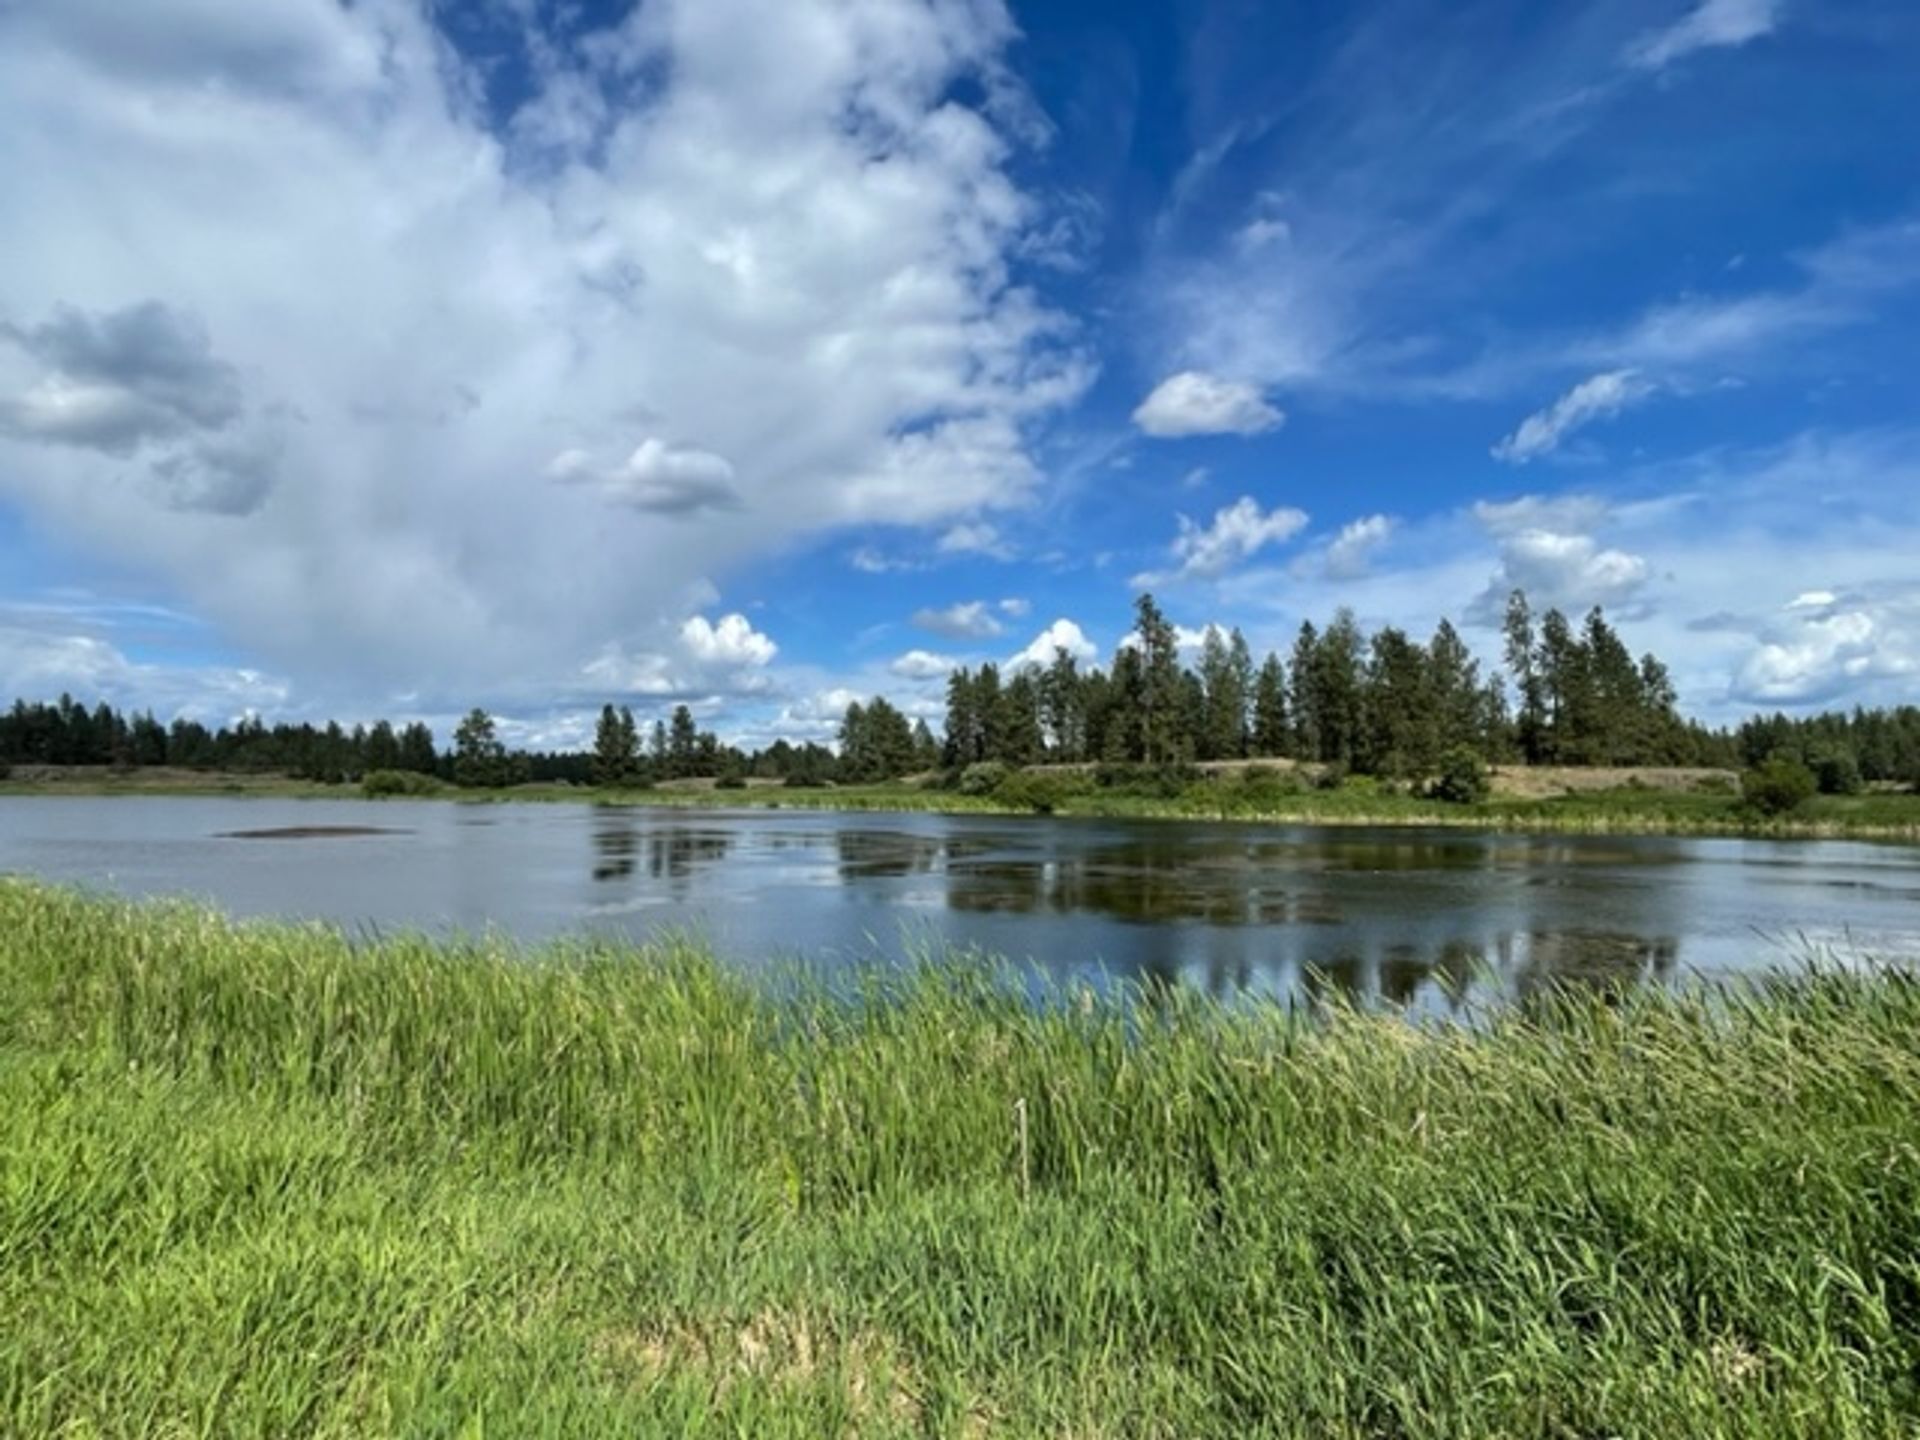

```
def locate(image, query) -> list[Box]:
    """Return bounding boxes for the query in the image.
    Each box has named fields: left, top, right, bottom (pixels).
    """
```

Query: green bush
left=714, top=773, right=748, bottom=790
left=1234, top=764, right=1303, bottom=800
left=1812, top=749, right=1864, bottom=796
left=957, top=760, right=1012, bottom=796
left=1427, top=746, right=1491, bottom=805
left=992, top=770, right=1075, bottom=814
left=1741, top=756, right=1818, bottom=816
left=360, top=769, right=442, bottom=798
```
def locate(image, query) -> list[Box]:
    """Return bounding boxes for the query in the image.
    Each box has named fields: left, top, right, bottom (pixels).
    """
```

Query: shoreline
left=6, top=771, right=1920, bottom=841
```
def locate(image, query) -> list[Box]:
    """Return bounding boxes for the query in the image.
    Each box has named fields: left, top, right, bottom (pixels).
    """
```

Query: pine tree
left=1289, top=621, right=1320, bottom=761
left=1427, top=619, right=1484, bottom=757
left=453, top=708, right=507, bottom=788
left=667, top=705, right=699, bottom=778
left=1197, top=626, right=1247, bottom=761
left=1503, top=590, right=1546, bottom=764
left=1041, top=647, right=1085, bottom=760
left=1252, top=653, right=1289, bottom=757
left=1362, top=626, right=1435, bottom=779
left=994, top=673, right=1044, bottom=766
left=592, top=703, right=639, bottom=786
left=1313, top=610, right=1366, bottom=767
left=1133, top=593, right=1183, bottom=765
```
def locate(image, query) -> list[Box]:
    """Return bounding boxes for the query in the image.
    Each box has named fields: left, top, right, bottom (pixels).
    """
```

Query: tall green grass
left=3, top=878, right=1918, bottom=1436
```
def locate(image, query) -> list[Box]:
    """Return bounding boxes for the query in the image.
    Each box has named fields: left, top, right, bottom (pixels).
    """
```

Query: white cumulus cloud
left=1132, top=371, right=1284, bottom=438
left=0, top=0, right=1081, bottom=712
left=1008, top=618, right=1097, bottom=669
left=1730, top=587, right=1920, bottom=705
left=1135, top=496, right=1310, bottom=585
left=679, top=613, right=777, bottom=669
left=889, top=649, right=957, bottom=680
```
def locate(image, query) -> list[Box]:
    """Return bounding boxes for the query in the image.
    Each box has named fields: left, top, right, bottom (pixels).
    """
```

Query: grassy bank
left=8, top=763, right=1920, bottom=838
left=3, top=882, right=1919, bottom=1436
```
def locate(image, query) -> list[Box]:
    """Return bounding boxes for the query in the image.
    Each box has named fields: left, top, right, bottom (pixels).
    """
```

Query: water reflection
left=591, top=809, right=733, bottom=897
left=816, top=824, right=1694, bottom=1010
left=6, top=796, right=1913, bottom=1018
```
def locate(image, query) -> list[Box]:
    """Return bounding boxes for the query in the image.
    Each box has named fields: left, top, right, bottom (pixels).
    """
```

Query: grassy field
left=3, top=881, right=1919, bottom=1436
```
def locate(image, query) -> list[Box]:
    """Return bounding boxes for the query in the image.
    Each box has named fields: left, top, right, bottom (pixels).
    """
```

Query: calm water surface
left=5, top=795, right=1918, bottom=1012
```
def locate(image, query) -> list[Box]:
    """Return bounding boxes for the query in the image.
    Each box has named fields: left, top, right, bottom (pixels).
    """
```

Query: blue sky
left=1, top=0, right=1917, bottom=749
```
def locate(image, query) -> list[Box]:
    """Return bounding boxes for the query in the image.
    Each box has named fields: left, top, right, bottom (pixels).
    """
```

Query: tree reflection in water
left=591, top=809, right=733, bottom=897
left=583, top=811, right=1696, bottom=1012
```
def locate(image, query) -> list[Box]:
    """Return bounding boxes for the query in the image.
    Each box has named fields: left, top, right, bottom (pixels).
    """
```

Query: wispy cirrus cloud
left=1626, top=0, right=1784, bottom=72
left=911, top=601, right=1006, bottom=640
left=1493, top=370, right=1657, bottom=463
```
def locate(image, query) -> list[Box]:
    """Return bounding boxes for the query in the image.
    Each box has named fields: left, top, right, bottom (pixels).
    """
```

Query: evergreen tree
left=994, top=673, right=1044, bottom=766
left=1289, top=621, right=1321, bottom=760
left=667, top=705, right=699, bottom=778
left=1427, top=619, right=1485, bottom=757
left=1503, top=590, right=1547, bottom=764
left=453, top=708, right=508, bottom=788
left=1228, top=629, right=1256, bottom=756
left=944, top=668, right=983, bottom=767
left=1040, top=647, right=1085, bottom=760
left=398, top=722, right=437, bottom=774
left=1133, top=593, right=1183, bottom=765
left=1311, top=610, right=1366, bottom=766
left=1251, top=653, right=1289, bottom=757
left=1197, top=626, right=1248, bottom=761
left=365, top=719, right=400, bottom=773
left=910, top=719, right=941, bottom=773
left=1362, top=626, right=1435, bottom=778
left=592, top=703, right=640, bottom=786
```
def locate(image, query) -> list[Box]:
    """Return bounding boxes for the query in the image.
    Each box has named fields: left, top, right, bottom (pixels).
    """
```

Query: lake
left=4, top=795, right=1918, bottom=1012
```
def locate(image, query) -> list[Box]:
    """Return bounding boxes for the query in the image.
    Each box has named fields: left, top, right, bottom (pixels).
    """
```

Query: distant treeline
left=4, top=590, right=1918, bottom=792
left=932, top=593, right=1920, bottom=791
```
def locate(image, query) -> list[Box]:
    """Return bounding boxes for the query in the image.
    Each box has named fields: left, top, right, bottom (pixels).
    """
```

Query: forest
left=4, top=590, right=1918, bottom=794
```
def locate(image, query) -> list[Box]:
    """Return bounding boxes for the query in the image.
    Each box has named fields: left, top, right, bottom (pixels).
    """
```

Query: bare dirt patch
left=1489, top=765, right=1737, bottom=799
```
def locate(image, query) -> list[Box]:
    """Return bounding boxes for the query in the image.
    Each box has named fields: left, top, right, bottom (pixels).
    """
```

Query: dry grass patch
left=593, top=1308, right=923, bottom=1427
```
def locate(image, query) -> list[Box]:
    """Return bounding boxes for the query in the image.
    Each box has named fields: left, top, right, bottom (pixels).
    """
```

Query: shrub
left=998, top=771, right=1075, bottom=817
left=1427, top=747, right=1491, bottom=805
left=361, top=769, right=442, bottom=798
left=957, top=761, right=1011, bottom=796
left=1235, top=765, right=1302, bottom=798
left=1741, top=756, right=1817, bottom=817
left=1811, top=749, right=1864, bottom=797
left=1311, top=760, right=1349, bottom=792
left=714, top=773, right=748, bottom=790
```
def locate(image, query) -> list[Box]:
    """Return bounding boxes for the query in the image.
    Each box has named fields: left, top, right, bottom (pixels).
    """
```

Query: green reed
left=2, top=878, right=1918, bottom=1436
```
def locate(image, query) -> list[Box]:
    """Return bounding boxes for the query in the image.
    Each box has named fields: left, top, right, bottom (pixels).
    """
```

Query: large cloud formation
left=0, top=0, right=1083, bottom=711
